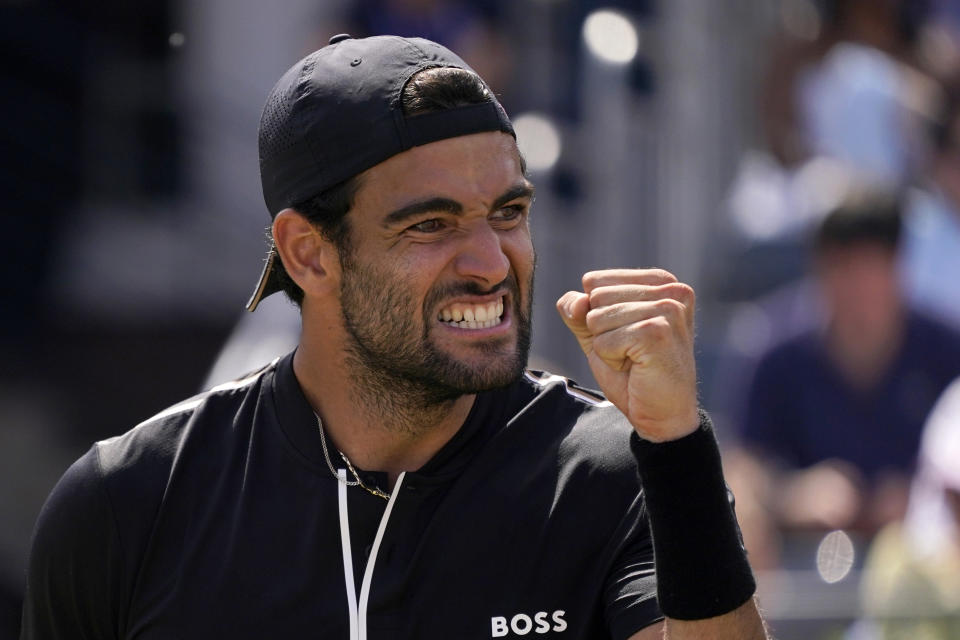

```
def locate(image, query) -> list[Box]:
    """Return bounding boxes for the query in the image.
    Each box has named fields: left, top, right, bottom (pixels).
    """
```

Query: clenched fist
left=557, top=268, right=699, bottom=443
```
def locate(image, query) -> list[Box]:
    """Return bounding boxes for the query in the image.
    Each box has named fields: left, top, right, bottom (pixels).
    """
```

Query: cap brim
left=246, top=246, right=283, bottom=311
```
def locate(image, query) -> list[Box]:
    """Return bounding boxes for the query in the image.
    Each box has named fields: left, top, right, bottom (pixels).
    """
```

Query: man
left=21, top=35, right=766, bottom=639
left=737, top=187, right=960, bottom=548
left=901, top=87, right=960, bottom=330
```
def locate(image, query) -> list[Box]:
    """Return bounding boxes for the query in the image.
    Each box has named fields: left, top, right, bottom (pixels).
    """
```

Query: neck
left=825, top=314, right=904, bottom=391
left=293, top=345, right=475, bottom=485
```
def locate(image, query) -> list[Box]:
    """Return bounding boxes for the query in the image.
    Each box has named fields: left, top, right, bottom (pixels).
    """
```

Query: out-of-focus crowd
left=204, top=3, right=960, bottom=638
left=3, top=1, right=960, bottom=639
left=710, top=1, right=960, bottom=638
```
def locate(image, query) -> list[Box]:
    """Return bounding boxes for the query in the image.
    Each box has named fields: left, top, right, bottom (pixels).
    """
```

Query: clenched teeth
left=439, top=297, right=505, bottom=329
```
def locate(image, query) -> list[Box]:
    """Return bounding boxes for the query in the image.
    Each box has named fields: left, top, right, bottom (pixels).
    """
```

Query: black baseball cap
left=247, top=34, right=515, bottom=311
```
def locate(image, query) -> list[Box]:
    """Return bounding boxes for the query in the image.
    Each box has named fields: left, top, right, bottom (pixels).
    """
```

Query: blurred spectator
left=914, top=0, right=960, bottom=82
left=724, top=0, right=938, bottom=307
left=758, top=0, right=837, bottom=170
left=730, top=186, right=960, bottom=568
left=796, top=0, right=935, bottom=184
left=858, top=376, right=960, bottom=638
left=900, top=86, right=960, bottom=329
left=759, top=0, right=934, bottom=181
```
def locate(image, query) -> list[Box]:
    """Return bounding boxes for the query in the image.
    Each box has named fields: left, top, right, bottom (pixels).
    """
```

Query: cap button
left=329, top=33, right=352, bottom=45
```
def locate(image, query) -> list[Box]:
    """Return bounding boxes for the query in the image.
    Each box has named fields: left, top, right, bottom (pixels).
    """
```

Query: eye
left=491, top=204, right=527, bottom=224
left=409, top=218, right=445, bottom=233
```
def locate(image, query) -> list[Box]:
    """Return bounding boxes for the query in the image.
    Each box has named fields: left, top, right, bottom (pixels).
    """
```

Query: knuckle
left=649, top=268, right=678, bottom=283
left=654, top=297, right=684, bottom=318
left=587, top=287, right=604, bottom=308
left=639, top=316, right=672, bottom=340
left=584, top=308, right=604, bottom=332
left=671, top=282, right=695, bottom=305
left=582, top=271, right=602, bottom=290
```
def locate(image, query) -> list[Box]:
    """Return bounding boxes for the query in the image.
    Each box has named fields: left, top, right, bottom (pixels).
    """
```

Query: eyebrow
left=383, top=197, right=462, bottom=226
left=491, top=182, right=535, bottom=211
left=382, top=181, right=535, bottom=227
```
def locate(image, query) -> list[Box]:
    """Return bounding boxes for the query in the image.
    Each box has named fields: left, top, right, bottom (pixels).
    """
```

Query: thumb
left=556, top=291, right=593, bottom=353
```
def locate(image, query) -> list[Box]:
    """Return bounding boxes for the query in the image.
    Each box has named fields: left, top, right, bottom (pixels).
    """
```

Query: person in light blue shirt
left=901, top=90, right=960, bottom=329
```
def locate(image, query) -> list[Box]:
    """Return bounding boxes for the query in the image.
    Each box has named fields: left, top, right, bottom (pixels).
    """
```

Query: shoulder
left=33, top=361, right=276, bottom=559
left=519, top=369, right=611, bottom=407
left=508, top=370, right=638, bottom=471
left=52, top=361, right=276, bottom=551
left=761, top=329, right=819, bottom=362
left=95, top=362, right=274, bottom=479
left=512, top=369, right=616, bottom=424
left=903, top=311, right=960, bottom=367
left=750, top=330, right=821, bottom=385
left=22, top=362, right=281, bottom=635
left=906, top=309, right=960, bottom=341
left=22, top=444, right=124, bottom=636
left=30, top=445, right=114, bottom=554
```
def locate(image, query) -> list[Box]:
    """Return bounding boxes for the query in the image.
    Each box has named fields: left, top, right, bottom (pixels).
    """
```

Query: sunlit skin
left=338, top=132, right=535, bottom=391
left=274, top=129, right=767, bottom=640
left=274, top=131, right=534, bottom=480
left=558, top=270, right=699, bottom=442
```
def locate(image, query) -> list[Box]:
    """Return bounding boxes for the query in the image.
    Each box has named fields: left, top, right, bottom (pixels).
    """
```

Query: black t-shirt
left=21, top=352, right=662, bottom=639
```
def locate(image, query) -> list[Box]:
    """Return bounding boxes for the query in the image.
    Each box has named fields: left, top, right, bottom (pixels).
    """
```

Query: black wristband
left=631, top=410, right=756, bottom=620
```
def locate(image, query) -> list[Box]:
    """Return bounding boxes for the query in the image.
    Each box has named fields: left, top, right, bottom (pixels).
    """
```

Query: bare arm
left=627, top=598, right=768, bottom=640
left=558, top=269, right=770, bottom=640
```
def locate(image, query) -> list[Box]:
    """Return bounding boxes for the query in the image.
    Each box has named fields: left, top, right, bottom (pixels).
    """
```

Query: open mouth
left=438, top=295, right=505, bottom=329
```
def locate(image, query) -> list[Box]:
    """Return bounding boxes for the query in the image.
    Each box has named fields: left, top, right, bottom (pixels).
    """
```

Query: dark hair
left=273, top=66, right=495, bottom=306
left=820, top=0, right=929, bottom=45
left=814, top=186, right=903, bottom=252
left=400, top=66, right=494, bottom=115
left=271, top=176, right=362, bottom=307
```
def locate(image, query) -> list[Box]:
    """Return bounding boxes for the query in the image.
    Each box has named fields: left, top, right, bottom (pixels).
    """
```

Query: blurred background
left=3, top=0, right=960, bottom=637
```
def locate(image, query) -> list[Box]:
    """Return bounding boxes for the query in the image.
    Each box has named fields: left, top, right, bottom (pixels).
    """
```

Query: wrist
left=631, top=410, right=757, bottom=620
left=632, top=407, right=700, bottom=443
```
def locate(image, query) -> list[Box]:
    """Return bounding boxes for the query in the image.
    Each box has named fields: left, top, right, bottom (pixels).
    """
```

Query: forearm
left=556, top=271, right=769, bottom=638
left=632, top=411, right=768, bottom=639
left=628, top=598, right=768, bottom=640
left=663, top=597, right=768, bottom=639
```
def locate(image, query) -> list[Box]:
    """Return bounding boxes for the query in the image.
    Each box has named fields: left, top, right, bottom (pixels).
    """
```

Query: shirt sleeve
left=602, top=517, right=663, bottom=640
left=20, top=447, right=125, bottom=640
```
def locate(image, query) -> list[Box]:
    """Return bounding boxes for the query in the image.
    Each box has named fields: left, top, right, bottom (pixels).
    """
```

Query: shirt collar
left=270, top=349, right=512, bottom=478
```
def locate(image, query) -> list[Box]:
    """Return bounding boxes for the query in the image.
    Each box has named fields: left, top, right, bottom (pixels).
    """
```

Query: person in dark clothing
left=21, top=35, right=767, bottom=639
left=737, top=186, right=960, bottom=556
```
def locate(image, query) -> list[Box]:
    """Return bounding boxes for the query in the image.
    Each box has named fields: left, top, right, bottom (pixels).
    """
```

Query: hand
left=864, top=473, right=910, bottom=532
left=557, top=269, right=699, bottom=442
left=779, top=461, right=863, bottom=530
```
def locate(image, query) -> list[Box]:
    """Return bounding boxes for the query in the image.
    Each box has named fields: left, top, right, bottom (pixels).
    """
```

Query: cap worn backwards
left=247, top=34, right=515, bottom=311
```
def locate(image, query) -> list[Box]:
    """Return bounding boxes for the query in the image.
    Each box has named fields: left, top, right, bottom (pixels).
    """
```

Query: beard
left=338, top=253, right=533, bottom=412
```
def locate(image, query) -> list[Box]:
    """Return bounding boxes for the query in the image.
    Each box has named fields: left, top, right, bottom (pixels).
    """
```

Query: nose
left=453, top=223, right=510, bottom=287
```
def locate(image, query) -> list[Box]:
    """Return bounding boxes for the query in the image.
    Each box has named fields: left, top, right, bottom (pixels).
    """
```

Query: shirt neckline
left=270, top=350, right=505, bottom=480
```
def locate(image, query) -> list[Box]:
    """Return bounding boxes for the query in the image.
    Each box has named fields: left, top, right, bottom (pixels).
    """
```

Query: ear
left=272, top=209, right=340, bottom=299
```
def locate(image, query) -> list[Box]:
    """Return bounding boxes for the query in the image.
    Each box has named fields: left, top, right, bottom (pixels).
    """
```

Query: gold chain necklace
left=315, top=414, right=390, bottom=500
